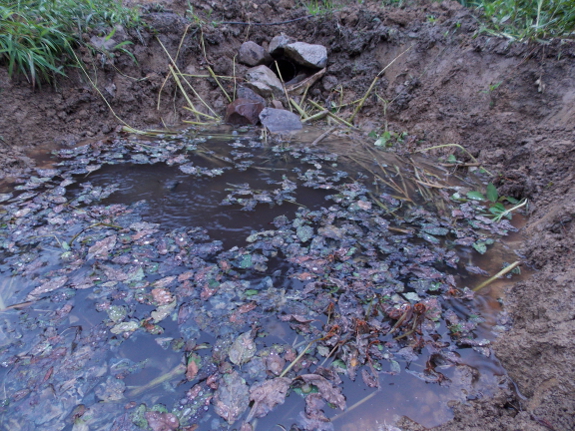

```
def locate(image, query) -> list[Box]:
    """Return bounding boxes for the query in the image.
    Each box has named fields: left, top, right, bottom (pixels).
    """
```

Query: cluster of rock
left=224, top=34, right=328, bottom=133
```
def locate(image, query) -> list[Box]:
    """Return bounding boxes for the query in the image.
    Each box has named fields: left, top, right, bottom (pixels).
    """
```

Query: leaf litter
left=0, top=128, right=522, bottom=430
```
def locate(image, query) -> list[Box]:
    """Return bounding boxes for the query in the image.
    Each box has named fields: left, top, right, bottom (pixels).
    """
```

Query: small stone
left=238, top=41, right=272, bottom=66
left=270, top=100, right=284, bottom=109
left=259, top=108, right=302, bottom=133
left=225, top=99, right=265, bottom=126
left=269, top=33, right=296, bottom=56
left=322, top=75, right=338, bottom=91
left=245, top=65, right=284, bottom=97
left=284, top=42, right=328, bottom=69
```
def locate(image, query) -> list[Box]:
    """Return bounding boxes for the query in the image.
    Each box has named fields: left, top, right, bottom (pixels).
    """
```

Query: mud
left=1, top=0, right=574, bottom=429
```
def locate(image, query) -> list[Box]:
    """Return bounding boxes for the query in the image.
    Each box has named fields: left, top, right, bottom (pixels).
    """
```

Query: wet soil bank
left=1, top=0, right=574, bottom=429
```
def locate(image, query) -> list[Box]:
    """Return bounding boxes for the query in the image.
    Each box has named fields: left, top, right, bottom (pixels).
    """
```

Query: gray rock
left=245, top=65, right=284, bottom=97
left=244, top=81, right=273, bottom=98
left=238, top=41, right=272, bottom=66
left=259, top=108, right=302, bottom=133
left=237, top=86, right=266, bottom=104
left=284, top=42, right=328, bottom=69
left=269, top=33, right=296, bottom=56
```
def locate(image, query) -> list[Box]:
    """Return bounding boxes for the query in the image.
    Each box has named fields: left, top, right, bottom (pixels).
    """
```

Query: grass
left=0, top=0, right=140, bottom=86
left=458, top=0, right=575, bottom=40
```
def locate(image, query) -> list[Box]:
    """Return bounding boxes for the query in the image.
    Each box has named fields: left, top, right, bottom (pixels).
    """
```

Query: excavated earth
left=1, top=0, right=574, bottom=429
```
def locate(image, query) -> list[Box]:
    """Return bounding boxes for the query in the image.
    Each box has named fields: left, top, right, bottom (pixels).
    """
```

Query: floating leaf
left=229, top=331, right=257, bottom=366
left=87, top=235, right=117, bottom=260
left=249, top=377, right=292, bottom=418
left=26, top=276, right=68, bottom=300
left=151, top=300, right=177, bottom=323
left=110, top=321, right=139, bottom=334
left=298, top=374, right=346, bottom=410
left=296, top=225, right=314, bottom=243
left=213, top=371, right=249, bottom=424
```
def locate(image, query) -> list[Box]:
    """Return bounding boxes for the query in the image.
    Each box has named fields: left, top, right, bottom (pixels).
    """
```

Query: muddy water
left=0, top=128, right=527, bottom=431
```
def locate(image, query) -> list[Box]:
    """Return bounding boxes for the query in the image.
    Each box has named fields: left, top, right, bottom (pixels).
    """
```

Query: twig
left=274, top=61, right=293, bottom=112
left=308, top=100, right=355, bottom=128
left=473, top=261, right=521, bottom=292
left=279, top=337, right=322, bottom=378
left=310, top=127, right=336, bottom=146
left=128, top=364, right=186, bottom=397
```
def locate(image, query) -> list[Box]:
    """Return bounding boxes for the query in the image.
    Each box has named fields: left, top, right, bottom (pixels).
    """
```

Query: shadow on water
left=0, top=127, right=530, bottom=431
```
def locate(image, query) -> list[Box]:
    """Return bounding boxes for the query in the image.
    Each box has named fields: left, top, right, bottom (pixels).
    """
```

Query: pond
left=0, top=127, right=526, bottom=431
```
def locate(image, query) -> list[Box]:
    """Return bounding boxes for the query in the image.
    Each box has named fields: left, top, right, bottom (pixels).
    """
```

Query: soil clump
left=1, top=0, right=574, bottom=429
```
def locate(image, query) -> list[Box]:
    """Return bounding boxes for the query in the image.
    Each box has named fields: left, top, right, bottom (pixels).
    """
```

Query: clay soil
left=1, top=0, right=574, bottom=429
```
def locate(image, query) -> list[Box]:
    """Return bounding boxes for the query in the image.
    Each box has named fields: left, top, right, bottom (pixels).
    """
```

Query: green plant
left=303, top=0, right=335, bottom=16
left=458, top=0, right=575, bottom=40
left=0, top=0, right=140, bottom=86
left=467, top=182, right=528, bottom=222
left=369, top=129, right=408, bottom=148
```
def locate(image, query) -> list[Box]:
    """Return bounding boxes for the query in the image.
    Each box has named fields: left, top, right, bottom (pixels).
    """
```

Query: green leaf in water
left=472, top=241, right=487, bottom=254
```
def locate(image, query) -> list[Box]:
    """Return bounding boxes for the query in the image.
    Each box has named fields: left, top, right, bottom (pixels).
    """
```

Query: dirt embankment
left=1, top=0, right=574, bottom=429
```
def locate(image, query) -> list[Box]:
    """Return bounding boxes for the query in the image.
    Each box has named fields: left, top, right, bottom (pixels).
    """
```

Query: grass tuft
left=0, top=0, right=140, bottom=86
left=459, top=0, right=575, bottom=40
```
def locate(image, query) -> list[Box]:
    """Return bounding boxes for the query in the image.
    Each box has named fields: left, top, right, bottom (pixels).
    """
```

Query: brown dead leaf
left=249, top=377, right=292, bottom=419
left=299, top=374, right=346, bottom=410
left=87, top=235, right=117, bottom=260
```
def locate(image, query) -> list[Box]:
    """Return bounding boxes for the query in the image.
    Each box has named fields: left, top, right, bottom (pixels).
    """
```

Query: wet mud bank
left=1, top=0, right=575, bottom=430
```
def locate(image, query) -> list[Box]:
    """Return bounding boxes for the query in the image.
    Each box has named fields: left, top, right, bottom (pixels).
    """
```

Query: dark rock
left=284, top=42, right=327, bottom=69
left=238, top=41, right=272, bottom=67
left=259, top=108, right=302, bottom=133
left=225, top=99, right=265, bottom=126
left=237, top=87, right=266, bottom=105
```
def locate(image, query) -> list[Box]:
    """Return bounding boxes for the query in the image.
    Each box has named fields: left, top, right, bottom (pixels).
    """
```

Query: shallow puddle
left=0, top=127, right=527, bottom=431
